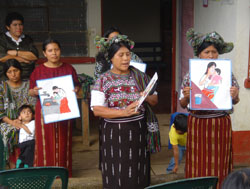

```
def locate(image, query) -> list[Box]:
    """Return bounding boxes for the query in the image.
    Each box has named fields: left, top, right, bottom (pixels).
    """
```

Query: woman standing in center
left=29, top=39, right=80, bottom=177
left=91, top=35, right=158, bottom=188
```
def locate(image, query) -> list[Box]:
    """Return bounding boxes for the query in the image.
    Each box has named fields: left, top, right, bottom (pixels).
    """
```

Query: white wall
left=72, top=0, right=101, bottom=77
left=194, top=0, right=250, bottom=131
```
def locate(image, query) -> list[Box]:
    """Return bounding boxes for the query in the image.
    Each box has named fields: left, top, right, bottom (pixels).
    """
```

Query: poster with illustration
left=189, top=59, right=232, bottom=110
left=36, top=75, right=80, bottom=124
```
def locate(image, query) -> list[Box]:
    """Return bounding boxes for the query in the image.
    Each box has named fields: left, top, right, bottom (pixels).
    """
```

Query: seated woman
left=0, top=59, right=36, bottom=169
left=0, top=12, right=39, bottom=80
left=91, top=34, right=159, bottom=188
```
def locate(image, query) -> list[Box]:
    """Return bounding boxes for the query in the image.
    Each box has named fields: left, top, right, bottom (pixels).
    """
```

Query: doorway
left=102, top=0, right=174, bottom=113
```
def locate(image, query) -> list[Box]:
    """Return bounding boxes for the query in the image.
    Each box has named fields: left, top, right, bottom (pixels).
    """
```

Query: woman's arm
left=199, top=74, right=209, bottom=86
left=179, top=87, right=191, bottom=108
left=93, top=101, right=139, bottom=119
left=29, top=86, right=41, bottom=97
left=0, top=53, right=35, bottom=63
left=231, top=86, right=240, bottom=105
left=7, top=50, right=37, bottom=62
left=144, top=94, right=158, bottom=106
left=2, top=116, right=22, bottom=129
left=74, top=86, right=80, bottom=94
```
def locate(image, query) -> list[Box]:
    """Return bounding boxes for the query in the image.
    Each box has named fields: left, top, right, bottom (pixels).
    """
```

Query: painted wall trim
left=232, top=131, right=250, bottom=166
left=171, top=0, right=177, bottom=113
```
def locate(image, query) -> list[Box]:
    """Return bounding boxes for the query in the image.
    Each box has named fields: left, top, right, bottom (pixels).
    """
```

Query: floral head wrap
left=186, top=28, right=234, bottom=56
left=94, top=34, right=135, bottom=53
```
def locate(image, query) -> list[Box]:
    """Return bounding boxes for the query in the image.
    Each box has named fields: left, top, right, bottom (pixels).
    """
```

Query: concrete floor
left=52, top=114, right=186, bottom=188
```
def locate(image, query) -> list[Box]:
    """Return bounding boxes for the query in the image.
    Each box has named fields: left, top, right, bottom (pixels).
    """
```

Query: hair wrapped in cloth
left=186, top=28, right=234, bottom=56
left=94, top=34, right=135, bottom=53
left=130, top=66, right=161, bottom=153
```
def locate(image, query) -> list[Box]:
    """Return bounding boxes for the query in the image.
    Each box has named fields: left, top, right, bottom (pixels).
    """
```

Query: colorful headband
left=94, top=34, right=135, bottom=52
left=186, top=28, right=234, bottom=56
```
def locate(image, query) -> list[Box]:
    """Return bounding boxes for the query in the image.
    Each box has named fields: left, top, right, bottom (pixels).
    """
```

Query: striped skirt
left=34, top=106, right=72, bottom=177
left=101, top=114, right=150, bottom=189
left=185, top=114, right=232, bottom=188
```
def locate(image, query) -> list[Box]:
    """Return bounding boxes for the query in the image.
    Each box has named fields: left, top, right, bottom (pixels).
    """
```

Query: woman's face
left=111, top=46, right=131, bottom=73
left=207, top=65, right=216, bottom=75
left=43, top=43, right=61, bottom=63
left=108, top=31, right=119, bottom=41
left=53, top=88, right=59, bottom=92
left=199, top=45, right=219, bottom=59
left=6, top=66, right=21, bottom=82
left=6, top=20, right=23, bottom=40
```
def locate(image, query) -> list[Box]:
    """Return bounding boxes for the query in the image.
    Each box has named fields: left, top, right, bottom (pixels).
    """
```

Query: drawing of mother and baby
left=199, top=62, right=222, bottom=102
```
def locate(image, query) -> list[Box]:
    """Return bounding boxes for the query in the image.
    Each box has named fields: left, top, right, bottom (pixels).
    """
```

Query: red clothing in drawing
left=29, top=63, right=80, bottom=177
left=60, top=97, right=71, bottom=113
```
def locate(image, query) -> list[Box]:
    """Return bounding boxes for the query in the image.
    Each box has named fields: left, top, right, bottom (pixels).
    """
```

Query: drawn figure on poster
left=206, top=68, right=222, bottom=102
left=199, top=61, right=220, bottom=101
left=51, top=86, right=71, bottom=113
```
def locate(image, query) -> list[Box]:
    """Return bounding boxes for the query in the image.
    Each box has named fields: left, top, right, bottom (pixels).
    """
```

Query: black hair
left=103, top=26, right=122, bottom=38
left=52, top=86, right=59, bottom=90
left=108, top=41, right=131, bottom=60
left=52, top=86, right=65, bottom=93
left=18, top=104, right=35, bottom=117
left=5, top=12, right=24, bottom=27
left=173, top=114, right=187, bottom=133
left=42, top=38, right=61, bottom=51
left=3, top=59, right=22, bottom=78
left=95, top=51, right=111, bottom=75
left=222, top=168, right=250, bottom=189
left=205, top=62, right=216, bottom=75
left=215, top=68, right=221, bottom=75
left=197, top=41, right=221, bottom=56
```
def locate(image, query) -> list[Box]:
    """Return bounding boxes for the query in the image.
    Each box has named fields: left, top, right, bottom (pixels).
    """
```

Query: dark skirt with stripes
left=185, top=114, right=232, bottom=188
left=100, top=114, right=150, bottom=189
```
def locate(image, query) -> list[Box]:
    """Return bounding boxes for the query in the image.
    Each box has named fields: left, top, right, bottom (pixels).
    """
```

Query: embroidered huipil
left=92, top=70, right=143, bottom=111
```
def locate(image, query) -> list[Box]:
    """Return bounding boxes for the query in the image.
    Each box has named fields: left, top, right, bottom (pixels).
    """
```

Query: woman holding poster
left=29, top=39, right=80, bottom=177
left=91, top=35, right=159, bottom=188
left=179, top=28, right=240, bottom=188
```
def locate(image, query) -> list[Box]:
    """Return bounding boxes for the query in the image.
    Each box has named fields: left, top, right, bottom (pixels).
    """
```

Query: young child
left=210, top=68, right=222, bottom=85
left=207, top=68, right=222, bottom=102
left=166, top=113, right=187, bottom=174
left=16, top=104, right=35, bottom=168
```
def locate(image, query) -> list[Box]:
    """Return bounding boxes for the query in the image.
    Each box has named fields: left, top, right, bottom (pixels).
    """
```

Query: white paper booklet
left=135, top=72, right=158, bottom=111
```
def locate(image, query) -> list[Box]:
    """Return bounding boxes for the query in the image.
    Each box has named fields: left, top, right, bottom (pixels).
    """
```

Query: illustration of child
left=207, top=68, right=222, bottom=102
left=210, top=68, right=222, bottom=85
left=16, top=105, right=35, bottom=168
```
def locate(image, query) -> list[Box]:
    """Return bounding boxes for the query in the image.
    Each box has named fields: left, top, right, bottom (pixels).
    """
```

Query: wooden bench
left=133, top=42, right=167, bottom=72
left=36, top=57, right=95, bottom=146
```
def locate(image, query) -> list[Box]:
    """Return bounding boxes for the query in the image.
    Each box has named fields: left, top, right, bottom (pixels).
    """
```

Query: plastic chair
left=145, top=176, right=218, bottom=189
left=0, top=134, right=5, bottom=170
left=168, top=112, right=188, bottom=149
left=0, top=166, right=68, bottom=189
